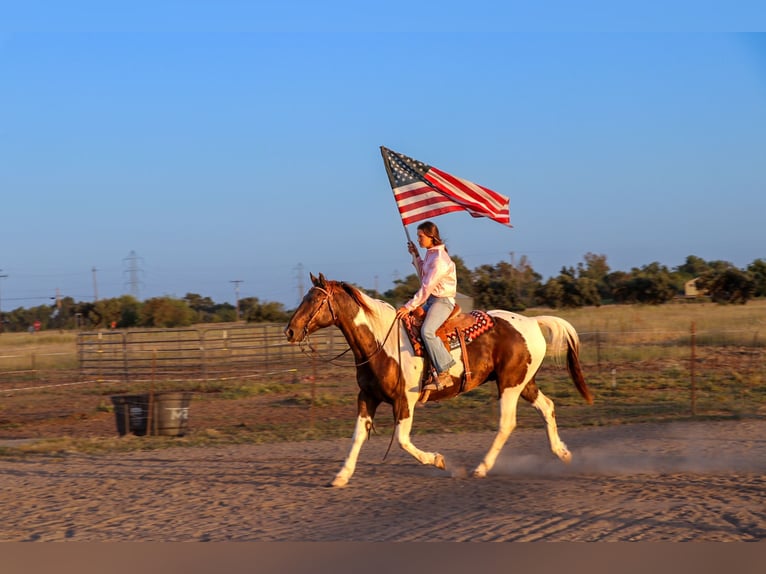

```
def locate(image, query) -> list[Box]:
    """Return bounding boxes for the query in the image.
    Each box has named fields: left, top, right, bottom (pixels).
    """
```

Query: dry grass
left=1, top=301, right=764, bottom=456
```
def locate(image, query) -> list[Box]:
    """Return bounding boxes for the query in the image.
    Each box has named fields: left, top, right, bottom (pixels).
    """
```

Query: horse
left=284, top=273, right=594, bottom=487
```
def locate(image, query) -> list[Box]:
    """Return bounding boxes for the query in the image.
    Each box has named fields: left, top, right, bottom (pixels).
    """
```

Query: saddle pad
left=404, top=310, right=495, bottom=357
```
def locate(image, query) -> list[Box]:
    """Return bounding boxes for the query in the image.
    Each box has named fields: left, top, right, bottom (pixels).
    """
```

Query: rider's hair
left=417, top=221, right=445, bottom=247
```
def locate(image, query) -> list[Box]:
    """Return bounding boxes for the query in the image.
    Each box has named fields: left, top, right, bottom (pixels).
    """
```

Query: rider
left=395, top=221, right=457, bottom=392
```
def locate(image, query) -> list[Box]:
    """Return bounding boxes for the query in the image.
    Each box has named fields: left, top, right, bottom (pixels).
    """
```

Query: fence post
left=690, top=321, right=697, bottom=416
left=596, top=331, right=602, bottom=375
left=122, top=332, right=129, bottom=383
left=200, top=328, right=207, bottom=380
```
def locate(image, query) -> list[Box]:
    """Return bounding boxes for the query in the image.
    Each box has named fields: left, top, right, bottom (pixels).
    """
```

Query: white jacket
left=404, top=244, right=457, bottom=310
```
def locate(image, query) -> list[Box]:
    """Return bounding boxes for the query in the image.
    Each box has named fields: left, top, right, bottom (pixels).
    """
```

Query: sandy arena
left=1, top=419, right=764, bottom=542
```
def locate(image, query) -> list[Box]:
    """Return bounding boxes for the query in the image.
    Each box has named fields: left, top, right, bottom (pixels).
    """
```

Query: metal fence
left=76, top=324, right=344, bottom=382
left=1, top=323, right=764, bottom=422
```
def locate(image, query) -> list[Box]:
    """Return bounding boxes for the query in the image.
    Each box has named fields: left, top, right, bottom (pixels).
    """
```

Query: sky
left=1, top=2, right=765, bottom=311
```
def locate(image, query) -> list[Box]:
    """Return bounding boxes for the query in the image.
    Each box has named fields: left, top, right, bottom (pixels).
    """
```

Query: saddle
left=402, top=305, right=495, bottom=392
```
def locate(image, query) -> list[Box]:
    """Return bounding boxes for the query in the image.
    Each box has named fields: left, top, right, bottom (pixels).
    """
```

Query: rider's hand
left=395, top=306, right=410, bottom=319
left=407, top=241, right=419, bottom=256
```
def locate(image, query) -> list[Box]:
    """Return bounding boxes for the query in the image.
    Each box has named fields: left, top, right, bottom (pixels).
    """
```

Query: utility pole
left=92, top=266, right=99, bottom=302
left=230, top=280, right=243, bottom=321
left=295, top=263, right=304, bottom=305
left=0, top=270, right=7, bottom=334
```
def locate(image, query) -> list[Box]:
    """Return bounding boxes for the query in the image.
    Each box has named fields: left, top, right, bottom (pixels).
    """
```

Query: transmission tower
left=123, top=250, right=144, bottom=298
left=230, top=279, right=243, bottom=321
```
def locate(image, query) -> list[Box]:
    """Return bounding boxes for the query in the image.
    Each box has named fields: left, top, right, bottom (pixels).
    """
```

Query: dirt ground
left=1, top=418, right=764, bottom=542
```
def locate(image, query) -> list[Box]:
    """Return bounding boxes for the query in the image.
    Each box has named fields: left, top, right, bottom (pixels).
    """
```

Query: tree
left=577, top=252, right=611, bottom=300
left=536, top=267, right=600, bottom=308
left=675, top=255, right=710, bottom=278
left=383, top=274, right=422, bottom=307
left=472, top=262, right=521, bottom=310
left=93, top=295, right=141, bottom=328
left=183, top=292, right=217, bottom=323
left=451, top=255, right=474, bottom=297
left=747, top=259, right=766, bottom=297
left=697, top=266, right=755, bottom=304
left=240, top=297, right=290, bottom=323
left=612, top=262, right=677, bottom=304
left=139, top=297, right=196, bottom=328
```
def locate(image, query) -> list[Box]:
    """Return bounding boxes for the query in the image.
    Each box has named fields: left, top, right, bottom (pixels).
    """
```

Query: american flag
left=380, top=146, right=511, bottom=227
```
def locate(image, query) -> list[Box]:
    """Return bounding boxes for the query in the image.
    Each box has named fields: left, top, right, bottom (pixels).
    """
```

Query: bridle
left=297, top=282, right=408, bottom=461
left=298, top=284, right=399, bottom=367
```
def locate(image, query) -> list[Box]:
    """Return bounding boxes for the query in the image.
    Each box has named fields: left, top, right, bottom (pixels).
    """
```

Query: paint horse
left=284, top=273, right=593, bottom=487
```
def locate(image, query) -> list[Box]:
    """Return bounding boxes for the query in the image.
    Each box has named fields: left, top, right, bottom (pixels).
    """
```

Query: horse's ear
left=318, top=272, right=327, bottom=286
left=310, top=272, right=319, bottom=286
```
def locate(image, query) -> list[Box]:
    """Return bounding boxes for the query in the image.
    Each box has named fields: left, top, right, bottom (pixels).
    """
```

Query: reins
left=296, top=282, right=409, bottom=462
left=298, top=286, right=400, bottom=368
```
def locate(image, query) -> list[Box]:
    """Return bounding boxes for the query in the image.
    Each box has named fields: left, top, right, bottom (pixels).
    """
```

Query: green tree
left=697, top=266, right=755, bottom=304
left=240, top=297, right=290, bottom=323
left=577, top=252, right=611, bottom=300
left=536, top=267, right=600, bottom=308
left=139, top=297, right=196, bottom=328
left=451, top=254, right=474, bottom=297
left=183, top=292, right=217, bottom=323
left=612, top=262, right=677, bottom=304
left=383, top=274, right=422, bottom=307
left=675, top=255, right=711, bottom=278
left=746, top=259, right=766, bottom=297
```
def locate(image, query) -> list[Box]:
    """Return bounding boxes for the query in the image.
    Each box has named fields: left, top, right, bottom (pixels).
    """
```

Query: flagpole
left=381, top=146, right=415, bottom=248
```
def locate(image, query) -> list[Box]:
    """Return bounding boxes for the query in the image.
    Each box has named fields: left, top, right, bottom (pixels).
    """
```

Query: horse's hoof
left=330, top=475, right=349, bottom=488
left=472, top=465, right=487, bottom=478
left=434, top=453, right=446, bottom=470
left=560, top=450, right=572, bottom=464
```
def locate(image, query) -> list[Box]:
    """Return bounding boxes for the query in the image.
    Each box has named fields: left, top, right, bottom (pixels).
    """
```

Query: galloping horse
left=284, top=273, right=593, bottom=487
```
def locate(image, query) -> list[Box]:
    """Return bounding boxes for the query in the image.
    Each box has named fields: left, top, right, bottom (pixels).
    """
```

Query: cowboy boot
left=423, top=371, right=453, bottom=392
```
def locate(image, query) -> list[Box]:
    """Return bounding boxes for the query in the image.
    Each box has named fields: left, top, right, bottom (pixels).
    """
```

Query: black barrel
left=110, top=394, right=150, bottom=436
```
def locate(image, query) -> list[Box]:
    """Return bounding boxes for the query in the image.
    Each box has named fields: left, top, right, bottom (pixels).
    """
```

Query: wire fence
left=1, top=323, right=764, bottom=425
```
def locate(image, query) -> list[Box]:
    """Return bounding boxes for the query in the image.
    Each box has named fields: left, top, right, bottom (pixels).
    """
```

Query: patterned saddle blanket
left=403, top=306, right=495, bottom=357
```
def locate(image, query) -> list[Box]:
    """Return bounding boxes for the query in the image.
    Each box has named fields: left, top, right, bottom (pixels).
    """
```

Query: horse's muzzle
left=284, top=326, right=301, bottom=343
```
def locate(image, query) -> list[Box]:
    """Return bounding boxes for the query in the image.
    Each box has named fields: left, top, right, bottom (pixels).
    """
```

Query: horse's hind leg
left=473, top=386, right=522, bottom=478
left=521, top=379, right=572, bottom=463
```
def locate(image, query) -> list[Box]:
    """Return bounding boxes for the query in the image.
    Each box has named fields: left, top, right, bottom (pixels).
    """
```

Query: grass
left=0, top=301, right=764, bottom=456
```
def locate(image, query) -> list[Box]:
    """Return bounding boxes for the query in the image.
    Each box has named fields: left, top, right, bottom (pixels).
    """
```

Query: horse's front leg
left=473, top=386, right=521, bottom=477
left=395, top=393, right=446, bottom=470
left=331, top=394, right=378, bottom=487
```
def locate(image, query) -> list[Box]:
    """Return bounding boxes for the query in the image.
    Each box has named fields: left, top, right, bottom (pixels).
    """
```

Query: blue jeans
left=421, top=296, right=456, bottom=374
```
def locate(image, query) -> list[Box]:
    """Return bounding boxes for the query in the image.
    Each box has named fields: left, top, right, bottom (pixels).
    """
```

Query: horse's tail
left=535, top=316, right=594, bottom=405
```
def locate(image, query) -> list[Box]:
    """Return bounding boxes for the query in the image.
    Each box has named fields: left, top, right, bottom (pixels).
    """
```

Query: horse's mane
left=336, top=281, right=378, bottom=316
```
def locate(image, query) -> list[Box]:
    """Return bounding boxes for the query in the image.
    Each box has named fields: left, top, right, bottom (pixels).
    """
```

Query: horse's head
left=284, top=273, right=338, bottom=343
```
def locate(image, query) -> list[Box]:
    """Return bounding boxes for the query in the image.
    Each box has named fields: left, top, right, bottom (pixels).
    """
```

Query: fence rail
left=1, top=323, right=764, bottom=423
left=76, top=324, right=343, bottom=382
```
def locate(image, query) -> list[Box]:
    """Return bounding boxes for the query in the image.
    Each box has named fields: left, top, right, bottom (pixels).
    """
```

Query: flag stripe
left=428, top=167, right=508, bottom=212
left=425, top=168, right=510, bottom=222
left=380, top=146, right=511, bottom=227
left=393, top=183, right=465, bottom=224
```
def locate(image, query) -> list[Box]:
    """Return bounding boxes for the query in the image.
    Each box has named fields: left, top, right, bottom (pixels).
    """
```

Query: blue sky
left=1, top=2, right=765, bottom=310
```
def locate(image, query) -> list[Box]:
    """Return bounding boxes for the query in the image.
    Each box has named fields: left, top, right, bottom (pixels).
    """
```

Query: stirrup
left=423, top=372, right=453, bottom=392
